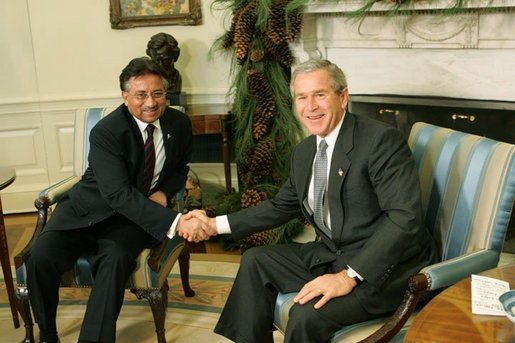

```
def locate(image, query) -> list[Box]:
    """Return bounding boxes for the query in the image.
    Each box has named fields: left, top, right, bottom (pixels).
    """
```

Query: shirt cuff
left=346, top=265, right=364, bottom=281
left=166, top=213, right=182, bottom=238
left=216, top=215, right=232, bottom=234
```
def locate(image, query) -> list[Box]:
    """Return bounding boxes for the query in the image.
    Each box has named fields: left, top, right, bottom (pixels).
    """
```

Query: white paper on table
left=471, top=274, right=510, bottom=316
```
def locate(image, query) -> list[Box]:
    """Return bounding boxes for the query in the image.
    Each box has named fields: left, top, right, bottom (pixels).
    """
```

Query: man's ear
left=121, top=91, right=129, bottom=105
left=340, top=88, right=349, bottom=110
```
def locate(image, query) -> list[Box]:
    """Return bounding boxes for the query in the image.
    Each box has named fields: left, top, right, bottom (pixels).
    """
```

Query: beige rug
left=0, top=254, right=284, bottom=343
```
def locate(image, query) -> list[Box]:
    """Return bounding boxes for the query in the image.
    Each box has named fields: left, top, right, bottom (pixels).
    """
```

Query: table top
left=405, top=265, right=515, bottom=343
left=0, top=166, right=16, bottom=191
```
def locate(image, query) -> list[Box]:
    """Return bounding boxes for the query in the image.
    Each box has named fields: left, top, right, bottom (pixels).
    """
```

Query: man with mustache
left=25, top=57, right=207, bottom=343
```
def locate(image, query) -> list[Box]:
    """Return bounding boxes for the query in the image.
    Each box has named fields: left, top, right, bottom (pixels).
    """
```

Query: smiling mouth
left=307, top=113, right=324, bottom=120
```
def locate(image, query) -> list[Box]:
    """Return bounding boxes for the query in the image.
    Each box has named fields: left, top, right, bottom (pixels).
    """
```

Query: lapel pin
left=338, top=168, right=344, bottom=177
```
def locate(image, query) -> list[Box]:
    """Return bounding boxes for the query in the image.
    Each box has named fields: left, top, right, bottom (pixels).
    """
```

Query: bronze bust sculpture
left=146, top=32, right=182, bottom=94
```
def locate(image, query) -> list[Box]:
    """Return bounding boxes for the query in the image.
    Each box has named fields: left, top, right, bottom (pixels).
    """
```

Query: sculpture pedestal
left=167, top=92, right=187, bottom=109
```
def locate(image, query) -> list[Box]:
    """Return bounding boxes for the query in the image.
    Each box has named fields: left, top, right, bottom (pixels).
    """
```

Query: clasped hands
left=176, top=209, right=217, bottom=243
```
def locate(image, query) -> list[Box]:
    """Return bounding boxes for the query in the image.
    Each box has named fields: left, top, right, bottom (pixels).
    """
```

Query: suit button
left=336, top=250, right=342, bottom=256
left=88, top=221, right=93, bottom=226
left=315, top=259, right=321, bottom=263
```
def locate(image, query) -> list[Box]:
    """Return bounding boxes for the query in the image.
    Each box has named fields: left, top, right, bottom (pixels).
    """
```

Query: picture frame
left=110, top=0, right=202, bottom=29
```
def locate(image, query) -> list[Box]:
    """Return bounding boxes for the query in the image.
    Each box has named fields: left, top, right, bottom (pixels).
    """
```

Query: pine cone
left=286, top=9, right=303, bottom=42
left=262, top=33, right=295, bottom=67
left=239, top=229, right=279, bottom=253
left=234, top=1, right=257, bottom=63
left=240, top=188, right=268, bottom=208
left=250, top=49, right=265, bottom=62
left=253, top=115, right=270, bottom=140
left=249, top=137, right=274, bottom=178
left=267, top=0, right=288, bottom=45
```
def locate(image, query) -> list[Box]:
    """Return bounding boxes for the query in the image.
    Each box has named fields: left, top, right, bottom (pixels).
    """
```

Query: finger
left=296, top=288, right=322, bottom=304
left=314, top=294, right=331, bottom=309
left=182, top=212, right=194, bottom=220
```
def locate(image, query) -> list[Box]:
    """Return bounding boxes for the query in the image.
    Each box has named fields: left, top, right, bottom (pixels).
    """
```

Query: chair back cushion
left=408, top=122, right=515, bottom=261
left=73, top=107, right=116, bottom=175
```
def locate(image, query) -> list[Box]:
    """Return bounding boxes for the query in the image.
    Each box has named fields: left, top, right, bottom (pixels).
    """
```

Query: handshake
left=176, top=209, right=217, bottom=243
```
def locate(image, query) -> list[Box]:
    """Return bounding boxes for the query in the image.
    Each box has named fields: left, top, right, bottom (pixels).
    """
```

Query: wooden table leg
left=0, top=197, right=20, bottom=328
left=222, top=114, right=232, bottom=193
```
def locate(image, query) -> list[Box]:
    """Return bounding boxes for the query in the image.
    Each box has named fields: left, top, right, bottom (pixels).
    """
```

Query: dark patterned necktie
left=313, top=139, right=331, bottom=237
left=141, top=124, right=155, bottom=195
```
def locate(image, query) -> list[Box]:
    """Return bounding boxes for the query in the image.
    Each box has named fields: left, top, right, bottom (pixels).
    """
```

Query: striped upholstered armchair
left=274, top=122, right=515, bottom=342
left=14, top=107, right=194, bottom=343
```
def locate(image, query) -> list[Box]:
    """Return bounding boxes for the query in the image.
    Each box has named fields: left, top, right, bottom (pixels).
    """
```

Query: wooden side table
left=0, top=166, right=19, bottom=328
left=405, top=265, right=515, bottom=343
left=187, top=104, right=232, bottom=193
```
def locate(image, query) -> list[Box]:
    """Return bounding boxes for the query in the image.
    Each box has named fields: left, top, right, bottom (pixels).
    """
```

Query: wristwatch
left=344, top=267, right=363, bottom=286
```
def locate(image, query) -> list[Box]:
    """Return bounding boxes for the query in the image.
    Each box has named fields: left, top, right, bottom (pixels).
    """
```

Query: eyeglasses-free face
left=122, top=74, right=167, bottom=124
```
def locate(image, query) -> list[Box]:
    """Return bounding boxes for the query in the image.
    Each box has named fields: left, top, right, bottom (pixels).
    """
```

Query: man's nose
left=307, top=96, right=318, bottom=111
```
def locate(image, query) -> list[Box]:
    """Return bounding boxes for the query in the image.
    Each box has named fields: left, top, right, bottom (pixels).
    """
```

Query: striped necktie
left=313, top=139, right=331, bottom=237
left=141, top=124, right=155, bottom=195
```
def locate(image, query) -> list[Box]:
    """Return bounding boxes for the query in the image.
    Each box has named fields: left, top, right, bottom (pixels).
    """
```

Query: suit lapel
left=298, top=135, right=317, bottom=211
left=328, top=113, right=355, bottom=240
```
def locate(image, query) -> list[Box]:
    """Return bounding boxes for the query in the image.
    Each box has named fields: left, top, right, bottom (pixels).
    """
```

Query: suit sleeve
left=347, top=127, right=425, bottom=286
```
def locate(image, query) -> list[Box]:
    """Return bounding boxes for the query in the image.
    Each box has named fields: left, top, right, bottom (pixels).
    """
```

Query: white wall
left=0, top=0, right=231, bottom=105
left=0, top=0, right=233, bottom=212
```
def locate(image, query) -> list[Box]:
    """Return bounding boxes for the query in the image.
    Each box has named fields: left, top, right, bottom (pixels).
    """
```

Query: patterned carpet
left=0, top=255, right=285, bottom=343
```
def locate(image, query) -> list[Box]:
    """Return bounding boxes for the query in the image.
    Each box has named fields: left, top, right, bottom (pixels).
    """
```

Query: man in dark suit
left=26, top=57, right=208, bottom=343
left=186, top=59, right=438, bottom=342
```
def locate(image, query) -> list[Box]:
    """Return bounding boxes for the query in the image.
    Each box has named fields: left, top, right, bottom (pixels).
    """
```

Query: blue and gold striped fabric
left=409, top=122, right=514, bottom=263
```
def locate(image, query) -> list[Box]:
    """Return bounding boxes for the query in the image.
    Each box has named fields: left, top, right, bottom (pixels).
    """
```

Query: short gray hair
left=291, top=59, right=347, bottom=95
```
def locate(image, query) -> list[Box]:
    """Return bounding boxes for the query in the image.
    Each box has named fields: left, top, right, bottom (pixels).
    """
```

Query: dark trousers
left=214, top=243, right=382, bottom=343
left=26, top=215, right=155, bottom=343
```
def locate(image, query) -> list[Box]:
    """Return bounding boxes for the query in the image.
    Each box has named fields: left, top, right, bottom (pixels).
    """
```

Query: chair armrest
left=421, top=249, right=499, bottom=290
left=147, top=236, right=185, bottom=274
left=14, top=175, right=80, bottom=269
left=358, top=249, right=500, bottom=343
left=37, top=175, right=81, bottom=208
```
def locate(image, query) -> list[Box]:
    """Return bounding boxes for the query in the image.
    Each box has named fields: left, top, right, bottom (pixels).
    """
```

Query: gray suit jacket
left=227, top=113, right=438, bottom=313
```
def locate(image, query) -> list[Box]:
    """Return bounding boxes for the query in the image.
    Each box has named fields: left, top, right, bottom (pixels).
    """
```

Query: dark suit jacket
left=45, top=104, right=192, bottom=242
left=227, top=113, right=438, bottom=314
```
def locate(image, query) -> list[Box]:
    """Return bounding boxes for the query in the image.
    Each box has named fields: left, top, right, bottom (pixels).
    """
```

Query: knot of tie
left=145, top=124, right=155, bottom=137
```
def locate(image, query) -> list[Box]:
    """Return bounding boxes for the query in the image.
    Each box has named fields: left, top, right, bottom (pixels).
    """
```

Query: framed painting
left=110, top=0, right=202, bottom=29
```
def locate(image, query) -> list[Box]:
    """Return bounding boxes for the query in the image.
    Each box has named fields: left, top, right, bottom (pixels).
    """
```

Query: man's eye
left=152, top=92, right=165, bottom=98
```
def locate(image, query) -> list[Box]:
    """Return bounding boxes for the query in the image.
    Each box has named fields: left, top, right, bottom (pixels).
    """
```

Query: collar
left=132, top=115, right=162, bottom=133
left=316, top=111, right=345, bottom=149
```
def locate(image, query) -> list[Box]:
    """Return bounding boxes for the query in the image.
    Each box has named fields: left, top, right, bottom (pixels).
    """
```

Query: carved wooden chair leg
left=178, top=246, right=195, bottom=297
left=132, top=282, right=169, bottom=343
left=15, top=287, right=35, bottom=343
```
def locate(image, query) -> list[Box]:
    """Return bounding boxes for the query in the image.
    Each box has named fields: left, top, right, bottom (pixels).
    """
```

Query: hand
left=176, top=215, right=209, bottom=243
left=183, top=210, right=218, bottom=237
left=293, top=271, right=357, bottom=309
left=149, top=191, right=167, bottom=207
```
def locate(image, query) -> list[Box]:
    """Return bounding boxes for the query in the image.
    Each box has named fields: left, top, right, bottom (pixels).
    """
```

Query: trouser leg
left=78, top=217, right=155, bottom=343
left=284, top=290, right=383, bottom=343
left=26, top=229, right=94, bottom=342
left=214, top=243, right=312, bottom=343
